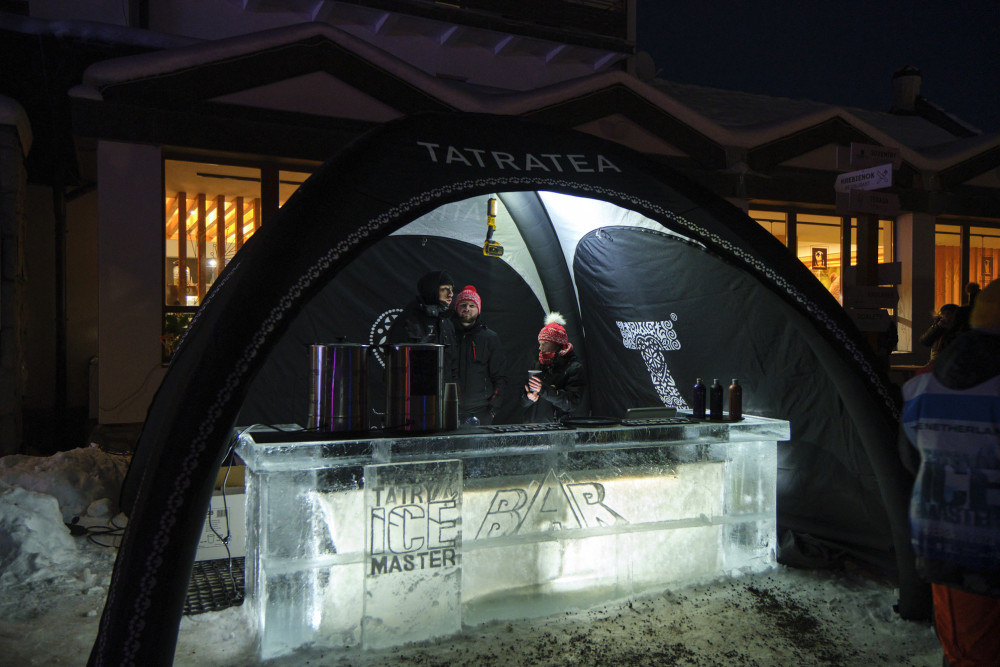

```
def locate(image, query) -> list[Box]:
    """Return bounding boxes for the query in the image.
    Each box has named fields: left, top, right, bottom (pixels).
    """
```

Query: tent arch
left=93, top=112, right=921, bottom=666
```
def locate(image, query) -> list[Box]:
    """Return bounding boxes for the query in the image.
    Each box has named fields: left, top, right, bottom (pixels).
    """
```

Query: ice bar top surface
left=235, top=414, right=791, bottom=469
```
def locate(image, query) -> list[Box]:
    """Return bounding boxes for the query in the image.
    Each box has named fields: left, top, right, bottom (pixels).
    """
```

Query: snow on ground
left=0, top=446, right=943, bottom=666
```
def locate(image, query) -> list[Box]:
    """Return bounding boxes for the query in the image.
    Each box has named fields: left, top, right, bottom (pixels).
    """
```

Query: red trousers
left=934, top=584, right=1000, bottom=666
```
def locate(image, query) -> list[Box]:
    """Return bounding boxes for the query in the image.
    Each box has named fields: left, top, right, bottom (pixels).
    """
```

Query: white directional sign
left=847, top=308, right=892, bottom=332
left=837, top=143, right=901, bottom=170
left=835, top=190, right=901, bottom=216
left=843, top=262, right=902, bottom=286
left=843, top=285, right=899, bottom=309
left=834, top=164, right=893, bottom=193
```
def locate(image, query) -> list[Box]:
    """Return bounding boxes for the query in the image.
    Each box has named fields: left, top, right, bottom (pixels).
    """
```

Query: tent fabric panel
left=573, top=227, right=895, bottom=564
left=391, top=193, right=550, bottom=312
left=239, top=235, right=543, bottom=427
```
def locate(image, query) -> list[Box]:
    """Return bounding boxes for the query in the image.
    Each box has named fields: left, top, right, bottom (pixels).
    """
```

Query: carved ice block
left=237, top=415, right=788, bottom=661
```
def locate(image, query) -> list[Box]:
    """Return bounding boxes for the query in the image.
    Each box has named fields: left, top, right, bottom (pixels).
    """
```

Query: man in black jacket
left=453, top=285, right=507, bottom=425
left=386, top=270, right=458, bottom=382
left=522, top=312, right=585, bottom=423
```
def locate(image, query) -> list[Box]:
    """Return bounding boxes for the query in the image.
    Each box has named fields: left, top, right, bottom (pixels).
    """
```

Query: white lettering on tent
left=617, top=318, right=688, bottom=410
left=567, top=155, right=592, bottom=172
left=597, top=155, right=620, bottom=173
left=524, top=154, right=548, bottom=171
left=492, top=151, right=518, bottom=170
left=541, top=154, right=565, bottom=171
left=415, top=142, right=622, bottom=174
left=444, top=145, right=472, bottom=167
left=466, top=148, right=487, bottom=167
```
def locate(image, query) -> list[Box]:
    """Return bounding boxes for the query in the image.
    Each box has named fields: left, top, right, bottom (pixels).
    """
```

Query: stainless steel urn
left=307, top=342, right=371, bottom=432
left=382, top=343, right=445, bottom=432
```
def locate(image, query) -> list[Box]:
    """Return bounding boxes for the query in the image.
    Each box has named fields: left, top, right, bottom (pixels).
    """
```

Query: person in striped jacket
left=901, top=279, right=1000, bottom=667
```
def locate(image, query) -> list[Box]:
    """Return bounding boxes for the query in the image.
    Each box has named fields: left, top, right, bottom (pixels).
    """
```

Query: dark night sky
left=636, top=2, right=1000, bottom=134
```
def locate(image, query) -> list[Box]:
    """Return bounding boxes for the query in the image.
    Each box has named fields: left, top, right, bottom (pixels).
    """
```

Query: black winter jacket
left=520, top=350, right=585, bottom=423
left=454, top=318, right=507, bottom=415
left=386, top=271, right=458, bottom=381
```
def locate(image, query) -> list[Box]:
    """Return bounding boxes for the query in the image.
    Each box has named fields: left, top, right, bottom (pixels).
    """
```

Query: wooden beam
left=197, top=193, right=207, bottom=302
left=216, top=195, right=226, bottom=271
left=236, top=196, right=245, bottom=250
left=176, top=193, right=188, bottom=303
left=165, top=195, right=180, bottom=239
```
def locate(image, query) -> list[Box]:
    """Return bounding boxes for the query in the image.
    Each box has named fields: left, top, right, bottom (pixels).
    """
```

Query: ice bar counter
left=235, top=415, right=789, bottom=660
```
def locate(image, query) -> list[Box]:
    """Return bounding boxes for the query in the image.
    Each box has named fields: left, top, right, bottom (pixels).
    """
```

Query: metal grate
left=481, top=423, right=571, bottom=433
left=184, top=557, right=245, bottom=616
left=620, top=417, right=695, bottom=427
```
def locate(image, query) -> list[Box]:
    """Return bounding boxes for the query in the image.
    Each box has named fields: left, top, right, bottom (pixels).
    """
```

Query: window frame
left=160, top=153, right=317, bottom=361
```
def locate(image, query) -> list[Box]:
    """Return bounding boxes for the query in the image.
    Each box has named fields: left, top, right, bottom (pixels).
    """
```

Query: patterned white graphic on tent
left=369, top=309, right=402, bottom=368
left=616, top=317, right=688, bottom=409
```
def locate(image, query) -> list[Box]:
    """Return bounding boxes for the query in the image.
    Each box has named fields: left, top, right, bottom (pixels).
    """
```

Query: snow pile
left=0, top=445, right=130, bottom=522
left=0, top=482, right=79, bottom=586
left=0, top=446, right=126, bottom=592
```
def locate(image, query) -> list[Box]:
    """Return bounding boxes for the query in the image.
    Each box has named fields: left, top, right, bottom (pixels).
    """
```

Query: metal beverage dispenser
left=307, top=342, right=371, bottom=432
left=382, top=343, right=445, bottom=432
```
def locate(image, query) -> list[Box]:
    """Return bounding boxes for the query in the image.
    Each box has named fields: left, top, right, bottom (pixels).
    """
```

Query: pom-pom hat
left=455, top=285, right=482, bottom=312
left=538, top=312, right=569, bottom=348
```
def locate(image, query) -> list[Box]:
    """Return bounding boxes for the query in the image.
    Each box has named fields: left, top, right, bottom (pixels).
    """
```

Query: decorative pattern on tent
left=93, top=113, right=923, bottom=667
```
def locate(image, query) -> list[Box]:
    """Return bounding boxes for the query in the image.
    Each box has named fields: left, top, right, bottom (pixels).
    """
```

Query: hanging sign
left=835, top=190, right=901, bottom=216
left=847, top=308, right=892, bottom=332
left=842, top=262, right=902, bottom=286
left=834, top=164, right=893, bottom=193
left=837, top=143, right=902, bottom=170
left=843, top=285, right=899, bottom=309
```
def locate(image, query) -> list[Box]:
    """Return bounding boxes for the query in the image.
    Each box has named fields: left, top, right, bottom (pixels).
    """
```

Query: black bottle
left=728, top=378, right=742, bottom=421
left=692, top=378, right=706, bottom=418
left=709, top=378, right=724, bottom=420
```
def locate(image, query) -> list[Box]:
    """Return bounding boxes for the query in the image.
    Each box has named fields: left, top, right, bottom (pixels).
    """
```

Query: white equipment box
left=195, top=490, right=246, bottom=561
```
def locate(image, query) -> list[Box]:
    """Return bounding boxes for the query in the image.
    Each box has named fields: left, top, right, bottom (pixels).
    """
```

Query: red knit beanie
left=537, top=312, right=568, bottom=348
left=455, top=285, right=481, bottom=312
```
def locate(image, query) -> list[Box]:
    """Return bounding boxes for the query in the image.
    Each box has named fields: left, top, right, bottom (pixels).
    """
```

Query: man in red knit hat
left=522, top=312, right=586, bottom=423
left=452, top=285, right=507, bottom=425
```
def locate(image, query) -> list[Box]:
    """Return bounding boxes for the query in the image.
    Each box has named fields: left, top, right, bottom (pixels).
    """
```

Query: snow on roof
left=651, top=79, right=834, bottom=130
left=654, top=78, right=964, bottom=147
left=79, top=21, right=480, bottom=108
left=649, top=77, right=1000, bottom=169
left=66, top=19, right=1000, bottom=176
left=915, top=128, right=1000, bottom=161
left=846, top=108, right=964, bottom=148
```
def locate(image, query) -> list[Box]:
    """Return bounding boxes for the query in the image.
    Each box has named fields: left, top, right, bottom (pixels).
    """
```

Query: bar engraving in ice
left=362, top=459, right=462, bottom=649
left=475, top=470, right=627, bottom=538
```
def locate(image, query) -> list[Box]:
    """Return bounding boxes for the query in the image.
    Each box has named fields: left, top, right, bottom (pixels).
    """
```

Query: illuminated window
left=970, top=226, right=1000, bottom=290
left=932, top=223, right=1000, bottom=313
left=750, top=208, right=895, bottom=305
left=750, top=209, right=787, bottom=245
left=934, top=224, right=962, bottom=311
left=845, top=216, right=893, bottom=267
left=796, top=213, right=843, bottom=301
left=162, top=159, right=311, bottom=360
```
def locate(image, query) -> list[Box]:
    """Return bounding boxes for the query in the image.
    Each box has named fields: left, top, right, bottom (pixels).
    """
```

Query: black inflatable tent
left=91, top=113, right=925, bottom=666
